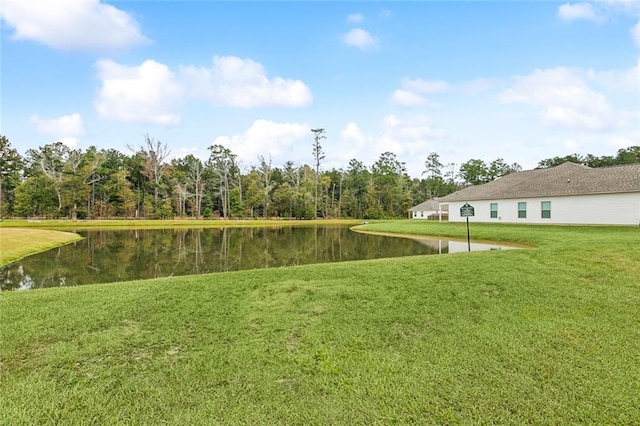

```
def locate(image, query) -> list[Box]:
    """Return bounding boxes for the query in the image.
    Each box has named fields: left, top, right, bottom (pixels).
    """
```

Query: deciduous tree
left=207, top=145, right=238, bottom=218
left=459, top=159, right=489, bottom=186
left=132, top=134, right=171, bottom=216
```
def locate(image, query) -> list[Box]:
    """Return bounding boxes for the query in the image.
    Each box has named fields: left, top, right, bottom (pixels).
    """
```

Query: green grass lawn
left=1, top=221, right=639, bottom=424
left=0, top=228, right=83, bottom=265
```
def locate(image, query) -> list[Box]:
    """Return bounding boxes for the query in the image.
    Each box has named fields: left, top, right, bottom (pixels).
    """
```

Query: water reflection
left=0, top=226, right=513, bottom=291
left=413, top=238, right=507, bottom=253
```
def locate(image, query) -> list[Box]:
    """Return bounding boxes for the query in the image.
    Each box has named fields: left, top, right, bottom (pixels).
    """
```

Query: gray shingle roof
left=439, top=162, right=640, bottom=202
left=409, top=198, right=449, bottom=212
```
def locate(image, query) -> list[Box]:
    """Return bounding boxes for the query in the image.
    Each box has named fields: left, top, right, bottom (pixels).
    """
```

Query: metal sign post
left=466, top=217, right=470, bottom=252
left=459, top=203, right=475, bottom=252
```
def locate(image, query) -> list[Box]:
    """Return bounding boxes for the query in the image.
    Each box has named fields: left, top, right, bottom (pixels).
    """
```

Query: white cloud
left=180, top=56, right=313, bottom=108
left=564, top=139, right=580, bottom=151
left=335, top=116, right=448, bottom=176
left=542, top=106, right=612, bottom=130
left=347, top=13, right=364, bottom=24
left=391, top=76, right=501, bottom=107
left=31, top=113, right=84, bottom=147
left=343, top=28, right=378, bottom=50
left=588, top=59, right=640, bottom=93
left=333, top=122, right=372, bottom=166
left=632, top=20, right=640, bottom=46
left=600, top=0, right=640, bottom=16
left=557, top=2, right=640, bottom=45
left=391, top=90, right=427, bottom=107
left=212, top=120, right=309, bottom=165
left=340, top=122, right=366, bottom=145
left=608, top=132, right=640, bottom=149
left=31, top=113, right=84, bottom=136
left=0, top=0, right=148, bottom=50
left=557, top=3, right=602, bottom=22
left=94, top=59, right=183, bottom=125
left=457, top=78, right=502, bottom=94
left=402, top=78, right=451, bottom=94
left=93, top=56, right=313, bottom=124
left=379, top=115, right=447, bottom=175
left=390, top=78, right=451, bottom=107
left=382, top=114, right=446, bottom=141
left=500, top=67, right=618, bottom=131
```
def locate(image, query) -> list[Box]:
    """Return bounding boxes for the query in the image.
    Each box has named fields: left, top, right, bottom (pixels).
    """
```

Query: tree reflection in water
left=0, top=225, right=511, bottom=290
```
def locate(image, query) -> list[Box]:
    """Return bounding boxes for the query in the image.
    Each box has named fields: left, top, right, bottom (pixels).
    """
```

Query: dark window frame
left=541, top=201, right=551, bottom=219
left=518, top=201, right=527, bottom=219
left=490, top=203, right=498, bottom=219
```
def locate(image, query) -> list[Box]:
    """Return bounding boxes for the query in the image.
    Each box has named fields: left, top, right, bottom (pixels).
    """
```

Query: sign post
left=459, top=203, right=475, bottom=252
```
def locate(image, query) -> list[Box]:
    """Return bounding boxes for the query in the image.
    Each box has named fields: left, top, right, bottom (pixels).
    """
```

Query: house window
left=541, top=201, right=551, bottom=219
left=420, top=211, right=424, bottom=218
left=490, top=203, right=498, bottom=218
left=518, top=202, right=527, bottom=218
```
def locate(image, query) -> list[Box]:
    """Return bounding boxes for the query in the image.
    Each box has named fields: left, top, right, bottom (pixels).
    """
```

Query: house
left=409, top=197, right=449, bottom=220
left=438, top=162, right=640, bottom=225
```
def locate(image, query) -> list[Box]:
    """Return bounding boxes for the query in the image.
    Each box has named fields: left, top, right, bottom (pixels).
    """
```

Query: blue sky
left=1, top=0, right=639, bottom=176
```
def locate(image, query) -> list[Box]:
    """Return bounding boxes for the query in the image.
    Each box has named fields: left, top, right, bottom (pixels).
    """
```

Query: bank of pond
left=1, top=225, right=516, bottom=291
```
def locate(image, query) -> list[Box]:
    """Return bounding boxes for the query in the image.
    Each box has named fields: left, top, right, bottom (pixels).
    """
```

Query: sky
left=1, top=0, right=639, bottom=177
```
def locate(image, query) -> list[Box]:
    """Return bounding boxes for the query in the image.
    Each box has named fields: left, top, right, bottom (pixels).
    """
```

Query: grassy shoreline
left=0, top=228, right=83, bottom=266
left=1, top=221, right=639, bottom=424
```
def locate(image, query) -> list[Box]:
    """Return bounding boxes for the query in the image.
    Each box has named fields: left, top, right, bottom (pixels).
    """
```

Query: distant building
left=408, top=197, right=448, bottom=220
left=438, top=162, right=640, bottom=225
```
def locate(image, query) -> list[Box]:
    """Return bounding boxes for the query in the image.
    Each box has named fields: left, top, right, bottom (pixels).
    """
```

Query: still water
left=0, top=226, right=511, bottom=291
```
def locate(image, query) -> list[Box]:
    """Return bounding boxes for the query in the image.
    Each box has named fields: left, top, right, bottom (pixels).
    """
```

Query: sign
left=460, top=203, right=474, bottom=252
left=460, top=203, right=475, bottom=217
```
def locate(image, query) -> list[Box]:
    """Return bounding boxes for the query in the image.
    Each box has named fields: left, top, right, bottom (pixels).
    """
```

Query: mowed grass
left=1, top=221, right=639, bottom=424
left=0, top=228, right=83, bottom=265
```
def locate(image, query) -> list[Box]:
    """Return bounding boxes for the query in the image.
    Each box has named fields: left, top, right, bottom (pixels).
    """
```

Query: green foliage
left=104, top=170, right=136, bottom=217
left=615, top=146, right=640, bottom=164
left=207, top=145, right=238, bottom=218
left=423, top=151, right=443, bottom=178
left=459, top=158, right=522, bottom=186
left=3, top=134, right=637, bottom=220
left=156, top=197, right=174, bottom=219
left=13, top=176, right=58, bottom=217
left=537, top=153, right=584, bottom=168
left=371, top=152, right=410, bottom=217
left=142, top=194, right=154, bottom=218
left=537, top=146, right=640, bottom=169
left=0, top=136, right=23, bottom=217
left=459, top=158, right=490, bottom=185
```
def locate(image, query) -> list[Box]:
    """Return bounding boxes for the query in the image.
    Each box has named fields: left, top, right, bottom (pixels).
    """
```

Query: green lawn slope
left=1, top=221, right=639, bottom=424
left=0, top=228, right=83, bottom=265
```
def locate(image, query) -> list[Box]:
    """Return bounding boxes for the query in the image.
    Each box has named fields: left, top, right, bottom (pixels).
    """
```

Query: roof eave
left=439, top=189, right=640, bottom=202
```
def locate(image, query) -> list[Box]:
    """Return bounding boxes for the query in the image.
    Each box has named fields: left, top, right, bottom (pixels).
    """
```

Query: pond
left=0, top=225, right=514, bottom=291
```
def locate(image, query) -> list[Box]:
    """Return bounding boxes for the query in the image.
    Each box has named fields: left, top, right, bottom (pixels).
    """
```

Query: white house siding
left=412, top=210, right=436, bottom=219
left=445, top=192, right=640, bottom=225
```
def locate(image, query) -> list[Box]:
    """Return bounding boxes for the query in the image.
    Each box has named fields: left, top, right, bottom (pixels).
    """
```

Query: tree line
left=536, top=148, right=640, bottom=169
left=0, top=134, right=638, bottom=220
